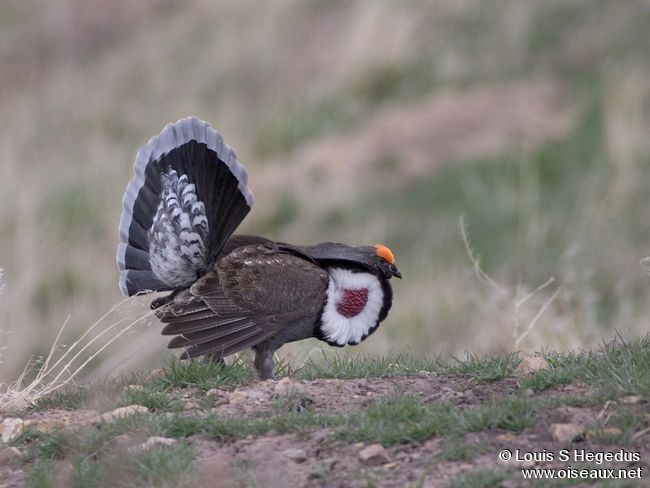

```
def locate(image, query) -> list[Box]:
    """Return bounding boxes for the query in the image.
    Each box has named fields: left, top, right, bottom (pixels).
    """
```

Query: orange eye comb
left=375, top=244, right=395, bottom=264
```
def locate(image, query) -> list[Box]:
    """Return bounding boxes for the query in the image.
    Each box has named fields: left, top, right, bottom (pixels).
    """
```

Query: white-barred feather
left=117, top=116, right=254, bottom=296
left=148, top=169, right=209, bottom=287
left=320, top=268, right=384, bottom=346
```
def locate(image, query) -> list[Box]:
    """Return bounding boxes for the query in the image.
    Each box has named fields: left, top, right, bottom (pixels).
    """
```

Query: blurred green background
left=1, top=0, right=649, bottom=381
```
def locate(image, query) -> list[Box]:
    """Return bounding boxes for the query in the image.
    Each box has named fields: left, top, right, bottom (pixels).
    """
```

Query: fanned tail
left=117, top=117, right=254, bottom=296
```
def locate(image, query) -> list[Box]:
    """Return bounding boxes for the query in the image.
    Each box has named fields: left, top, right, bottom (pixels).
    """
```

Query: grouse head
left=310, top=243, right=401, bottom=348
left=117, top=117, right=401, bottom=379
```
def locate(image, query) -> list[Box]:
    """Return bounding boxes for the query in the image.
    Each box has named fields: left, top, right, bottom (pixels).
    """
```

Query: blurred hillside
left=1, top=0, right=650, bottom=381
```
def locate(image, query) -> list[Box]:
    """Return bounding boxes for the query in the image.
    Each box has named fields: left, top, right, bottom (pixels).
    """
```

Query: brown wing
left=158, top=244, right=328, bottom=359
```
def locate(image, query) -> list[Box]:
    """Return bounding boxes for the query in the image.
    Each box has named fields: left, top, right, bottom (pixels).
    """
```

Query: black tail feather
left=117, top=117, right=254, bottom=296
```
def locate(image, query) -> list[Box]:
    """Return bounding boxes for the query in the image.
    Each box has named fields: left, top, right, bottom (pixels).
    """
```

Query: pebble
left=274, top=378, right=303, bottom=396
left=0, top=446, right=22, bottom=464
left=281, top=448, right=307, bottom=463
left=0, top=418, right=24, bottom=444
left=128, top=436, right=177, bottom=454
left=101, top=405, right=149, bottom=423
left=549, top=423, right=584, bottom=442
left=620, top=395, right=642, bottom=405
left=359, top=444, right=391, bottom=466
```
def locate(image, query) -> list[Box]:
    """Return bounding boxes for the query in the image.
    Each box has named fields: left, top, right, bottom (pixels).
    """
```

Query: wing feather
left=159, top=244, right=328, bottom=359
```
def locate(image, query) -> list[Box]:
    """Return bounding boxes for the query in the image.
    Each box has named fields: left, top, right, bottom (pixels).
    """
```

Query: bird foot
left=253, top=346, right=275, bottom=380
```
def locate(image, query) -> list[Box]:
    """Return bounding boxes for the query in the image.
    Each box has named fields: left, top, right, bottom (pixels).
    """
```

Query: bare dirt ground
left=2, top=373, right=647, bottom=487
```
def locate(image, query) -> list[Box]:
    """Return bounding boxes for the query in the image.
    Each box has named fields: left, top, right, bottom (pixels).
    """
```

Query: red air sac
left=336, top=288, right=369, bottom=318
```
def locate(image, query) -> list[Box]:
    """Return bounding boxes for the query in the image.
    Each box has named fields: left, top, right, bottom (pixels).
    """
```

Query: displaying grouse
left=117, top=117, right=401, bottom=378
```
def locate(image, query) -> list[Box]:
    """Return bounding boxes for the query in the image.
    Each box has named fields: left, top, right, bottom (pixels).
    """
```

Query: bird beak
left=392, top=267, right=402, bottom=279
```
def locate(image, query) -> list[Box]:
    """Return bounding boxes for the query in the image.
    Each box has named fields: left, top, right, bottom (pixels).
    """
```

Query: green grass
left=296, top=353, right=440, bottom=380
left=149, top=357, right=254, bottom=391
left=124, top=444, right=194, bottom=486
left=27, top=388, right=87, bottom=412
left=522, top=336, right=650, bottom=399
left=17, top=340, right=650, bottom=486
left=449, top=469, right=509, bottom=488
left=455, top=396, right=536, bottom=433
left=340, top=394, right=535, bottom=447
left=17, top=430, right=76, bottom=463
left=443, top=353, right=520, bottom=383
left=68, top=444, right=194, bottom=488
left=120, top=386, right=181, bottom=412
left=593, top=407, right=648, bottom=445
left=27, top=461, right=53, bottom=488
left=154, top=410, right=345, bottom=441
left=72, top=458, right=108, bottom=488
left=296, top=351, right=517, bottom=383
left=438, top=439, right=486, bottom=462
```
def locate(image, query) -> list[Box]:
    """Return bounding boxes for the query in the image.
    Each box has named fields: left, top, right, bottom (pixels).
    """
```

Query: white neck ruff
left=320, top=267, right=384, bottom=346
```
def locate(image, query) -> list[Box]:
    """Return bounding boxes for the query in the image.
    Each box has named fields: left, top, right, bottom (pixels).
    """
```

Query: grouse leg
left=253, top=344, right=275, bottom=380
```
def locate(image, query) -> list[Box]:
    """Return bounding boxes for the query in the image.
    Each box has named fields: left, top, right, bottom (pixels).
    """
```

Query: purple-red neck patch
left=336, top=288, right=369, bottom=318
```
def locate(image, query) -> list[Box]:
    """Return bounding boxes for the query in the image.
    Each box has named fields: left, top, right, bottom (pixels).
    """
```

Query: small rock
left=516, top=356, right=550, bottom=376
left=620, top=395, right=642, bottom=405
left=228, top=389, right=267, bottom=404
left=145, top=369, right=166, bottom=380
left=523, top=388, right=535, bottom=397
left=495, top=433, right=517, bottom=442
left=228, top=390, right=249, bottom=404
left=281, top=448, right=307, bottom=463
left=101, top=405, right=149, bottom=423
left=183, top=401, right=196, bottom=411
left=128, top=436, right=177, bottom=454
left=205, top=388, right=221, bottom=397
left=0, top=446, right=23, bottom=464
left=274, top=377, right=303, bottom=396
left=124, top=384, right=145, bottom=393
left=0, top=418, right=24, bottom=443
left=423, top=439, right=442, bottom=453
left=550, top=423, right=584, bottom=442
left=359, top=444, right=391, bottom=466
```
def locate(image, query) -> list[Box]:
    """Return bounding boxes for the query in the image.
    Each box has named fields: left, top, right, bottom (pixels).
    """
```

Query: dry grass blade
left=460, top=217, right=560, bottom=350
left=0, top=296, right=156, bottom=413
left=459, top=217, right=507, bottom=296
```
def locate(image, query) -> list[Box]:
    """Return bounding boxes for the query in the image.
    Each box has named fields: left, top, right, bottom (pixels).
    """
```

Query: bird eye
left=389, top=264, right=397, bottom=273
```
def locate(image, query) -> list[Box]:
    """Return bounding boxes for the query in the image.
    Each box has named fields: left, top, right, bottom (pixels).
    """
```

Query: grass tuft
left=120, top=386, right=181, bottom=413
left=523, top=335, right=650, bottom=399
left=443, top=353, right=520, bottom=383
left=297, top=353, right=440, bottom=380
left=340, top=393, right=535, bottom=447
left=27, top=388, right=86, bottom=412
left=449, top=469, right=509, bottom=488
left=151, top=358, right=253, bottom=391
